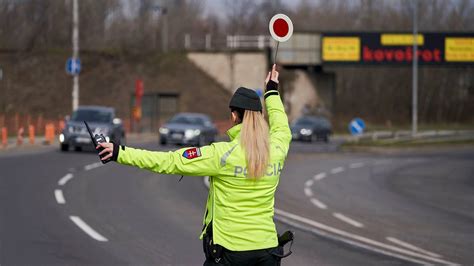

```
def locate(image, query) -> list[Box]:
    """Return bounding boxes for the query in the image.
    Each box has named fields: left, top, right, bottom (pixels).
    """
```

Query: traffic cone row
left=0, top=123, right=58, bottom=149
left=44, top=123, right=56, bottom=145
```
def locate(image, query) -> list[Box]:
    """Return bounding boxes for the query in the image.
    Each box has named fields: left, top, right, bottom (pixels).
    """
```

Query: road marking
left=274, top=209, right=458, bottom=265
left=310, top=198, right=327, bottom=209
left=304, top=179, right=314, bottom=187
left=314, top=172, right=327, bottom=181
left=84, top=162, right=103, bottom=171
left=386, top=237, right=442, bottom=259
left=69, top=216, right=108, bottom=242
left=304, top=187, right=313, bottom=197
left=330, top=167, right=344, bottom=174
left=54, top=189, right=66, bottom=204
left=349, top=162, right=365, bottom=169
left=333, top=213, right=364, bottom=228
left=58, top=173, right=74, bottom=186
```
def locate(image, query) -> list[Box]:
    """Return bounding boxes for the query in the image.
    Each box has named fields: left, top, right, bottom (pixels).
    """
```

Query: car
left=159, top=113, right=218, bottom=146
left=291, top=116, right=332, bottom=142
left=59, top=106, right=125, bottom=151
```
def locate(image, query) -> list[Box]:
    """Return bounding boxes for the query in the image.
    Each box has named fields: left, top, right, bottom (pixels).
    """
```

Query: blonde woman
left=98, top=64, right=292, bottom=265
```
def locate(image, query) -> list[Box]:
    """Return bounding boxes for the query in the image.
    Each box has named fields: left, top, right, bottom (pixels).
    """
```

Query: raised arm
left=264, top=65, right=292, bottom=153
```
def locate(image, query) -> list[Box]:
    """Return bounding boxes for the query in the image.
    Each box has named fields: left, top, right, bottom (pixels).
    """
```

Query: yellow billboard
left=445, top=38, right=474, bottom=62
left=322, top=37, right=360, bottom=61
left=381, top=34, right=424, bottom=46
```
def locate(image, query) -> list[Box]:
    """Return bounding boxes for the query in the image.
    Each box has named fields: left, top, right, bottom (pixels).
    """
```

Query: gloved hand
left=265, top=64, right=279, bottom=92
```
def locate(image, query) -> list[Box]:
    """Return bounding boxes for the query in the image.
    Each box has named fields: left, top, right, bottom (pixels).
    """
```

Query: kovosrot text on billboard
left=322, top=32, right=474, bottom=65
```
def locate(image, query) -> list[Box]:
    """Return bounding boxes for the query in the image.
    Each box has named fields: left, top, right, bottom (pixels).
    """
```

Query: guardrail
left=348, top=130, right=474, bottom=142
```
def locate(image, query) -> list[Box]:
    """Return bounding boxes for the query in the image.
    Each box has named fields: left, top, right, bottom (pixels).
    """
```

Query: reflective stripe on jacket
left=117, top=90, right=291, bottom=251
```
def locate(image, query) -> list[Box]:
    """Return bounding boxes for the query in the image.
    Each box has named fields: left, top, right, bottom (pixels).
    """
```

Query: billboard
left=321, top=32, right=474, bottom=65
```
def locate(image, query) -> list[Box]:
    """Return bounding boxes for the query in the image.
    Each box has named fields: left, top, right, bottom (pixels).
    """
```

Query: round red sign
left=269, top=14, right=293, bottom=42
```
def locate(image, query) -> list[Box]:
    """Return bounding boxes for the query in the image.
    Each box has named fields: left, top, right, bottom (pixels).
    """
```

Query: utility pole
left=412, top=0, right=418, bottom=136
left=72, top=0, right=79, bottom=111
left=161, top=7, right=168, bottom=53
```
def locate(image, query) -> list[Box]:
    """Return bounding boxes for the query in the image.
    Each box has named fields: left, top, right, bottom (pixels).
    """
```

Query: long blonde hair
left=239, top=110, right=270, bottom=179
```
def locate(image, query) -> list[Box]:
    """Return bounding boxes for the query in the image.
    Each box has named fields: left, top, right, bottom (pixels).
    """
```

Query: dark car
left=59, top=106, right=125, bottom=151
left=159, top=113, right=218, bottom=146
left=291, top=116, right=332, bottom=142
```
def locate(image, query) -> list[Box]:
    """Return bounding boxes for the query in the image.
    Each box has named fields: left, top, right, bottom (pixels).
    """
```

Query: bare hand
left=97, top=142, right=114, bottom=161
left=265, top=64, right=279, bottom=85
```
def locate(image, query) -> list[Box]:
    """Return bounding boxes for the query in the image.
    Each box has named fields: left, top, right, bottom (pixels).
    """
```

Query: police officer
left=98, top=64, right=291, bottom=265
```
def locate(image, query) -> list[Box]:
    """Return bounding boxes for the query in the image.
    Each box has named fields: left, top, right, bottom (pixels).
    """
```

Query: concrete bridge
left=187, top=33, right=334, bottom=122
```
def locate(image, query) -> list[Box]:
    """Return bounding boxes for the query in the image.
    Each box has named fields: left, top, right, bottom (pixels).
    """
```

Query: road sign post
left=71, top=0, right=79, bottom=111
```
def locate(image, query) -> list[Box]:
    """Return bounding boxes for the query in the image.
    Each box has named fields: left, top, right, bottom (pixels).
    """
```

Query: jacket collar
left=227, top=124, right=242, bottom=141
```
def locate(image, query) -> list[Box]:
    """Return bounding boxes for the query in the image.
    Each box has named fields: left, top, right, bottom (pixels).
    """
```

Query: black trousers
left=203, top=246, right=282, bottom=266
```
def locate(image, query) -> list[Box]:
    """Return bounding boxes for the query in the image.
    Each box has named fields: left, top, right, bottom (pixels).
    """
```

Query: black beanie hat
left=229, top=87, right=262, bottom=112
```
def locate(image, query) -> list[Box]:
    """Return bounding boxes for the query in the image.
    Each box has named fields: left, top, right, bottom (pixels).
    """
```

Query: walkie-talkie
left=84, top=121, right=111, bottom=164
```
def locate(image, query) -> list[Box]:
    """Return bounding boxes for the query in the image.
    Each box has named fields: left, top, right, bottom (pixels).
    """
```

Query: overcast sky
left=203, top=0, right=304, bottom=18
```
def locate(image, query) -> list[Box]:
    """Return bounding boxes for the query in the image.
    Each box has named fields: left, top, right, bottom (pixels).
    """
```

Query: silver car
left=59, top=106, right=125, bottom=151
left=159, top=113, right=218, bottom=146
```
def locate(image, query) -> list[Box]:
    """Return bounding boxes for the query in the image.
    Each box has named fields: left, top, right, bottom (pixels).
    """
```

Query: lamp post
left=151, top=5, right=168, bottom=53
left=412, top=0, right=418, bottom=136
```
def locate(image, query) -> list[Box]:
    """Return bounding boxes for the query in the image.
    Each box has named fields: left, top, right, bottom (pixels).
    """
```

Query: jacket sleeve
left=116, top=144, right=221, bottom=176
left=264, top=81, right=292, bottom=154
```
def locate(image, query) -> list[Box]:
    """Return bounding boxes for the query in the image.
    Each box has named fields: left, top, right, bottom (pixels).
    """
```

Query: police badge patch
left=182, top=147, right=202, bottom=159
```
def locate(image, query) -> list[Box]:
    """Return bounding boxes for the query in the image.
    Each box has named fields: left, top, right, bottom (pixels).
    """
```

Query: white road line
left=84, top=162, right=103, bottom=171
left=310, top=198, right=327, bottom=209
left=330, top=167, right=344, bottom=174
left=304, top=187, right=313, bottom=197
left=274, top=209, right=458, bottom=265
left=386, top=237, right=442, bottom=259
left=69, top=216, right=108, bottom=242
left=58, top=173, right=74, bottom=186
left=314, top=172, right=327, bottom=181
left=349, top=162, right=365, bottom=169
left=333, top=213, right=364, bottom=228
left=304, top=179, right=314, bottom=187
left=54, top=189, right=66, bottom=204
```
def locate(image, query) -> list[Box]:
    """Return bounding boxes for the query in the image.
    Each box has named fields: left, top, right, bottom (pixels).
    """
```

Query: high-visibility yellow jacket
left=117, top=89, right=291, bottom=251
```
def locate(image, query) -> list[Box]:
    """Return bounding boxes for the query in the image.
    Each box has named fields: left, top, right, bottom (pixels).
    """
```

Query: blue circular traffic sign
left=349, top=118, right=366, bottom=136
left=66, top=57, right=81, bottom=75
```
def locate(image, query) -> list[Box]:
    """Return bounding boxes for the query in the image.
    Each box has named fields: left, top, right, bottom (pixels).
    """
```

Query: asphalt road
left=0, top=139, right=473, bottom=265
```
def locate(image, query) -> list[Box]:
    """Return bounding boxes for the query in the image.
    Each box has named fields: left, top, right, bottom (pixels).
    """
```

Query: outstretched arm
left=97, top=142, right=220, bottom=176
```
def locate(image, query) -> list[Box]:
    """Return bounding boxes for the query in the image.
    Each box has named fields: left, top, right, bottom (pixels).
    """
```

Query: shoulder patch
left=182, top=147, right=202, bottom=160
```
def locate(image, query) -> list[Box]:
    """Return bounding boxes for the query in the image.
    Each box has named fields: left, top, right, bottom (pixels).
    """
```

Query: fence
left=183, top=34, right=273, bottom=51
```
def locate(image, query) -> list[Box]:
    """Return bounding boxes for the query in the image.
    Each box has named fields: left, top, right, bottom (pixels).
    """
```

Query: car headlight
left=59, top=134, right=65, bottom=143
left=159, top=127, right=169, bottom=134
left=94, top=127, right=109, bottom=135
left=185, top=129, right=201, bottom=138
left=300, top=128, right=313, bottom=136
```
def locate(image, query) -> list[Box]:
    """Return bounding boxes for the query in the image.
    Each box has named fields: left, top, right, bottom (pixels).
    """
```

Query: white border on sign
left=269, top=14, right=294, bottom=42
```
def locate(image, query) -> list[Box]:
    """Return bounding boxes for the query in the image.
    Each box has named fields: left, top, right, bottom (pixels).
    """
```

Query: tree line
left=0, top=0, right=473, bottom=124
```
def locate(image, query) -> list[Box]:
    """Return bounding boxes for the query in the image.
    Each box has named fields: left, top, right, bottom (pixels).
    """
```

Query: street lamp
left=152, top=5, right=168, bottom=53
left=412, top=0, right=418, bottom=136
